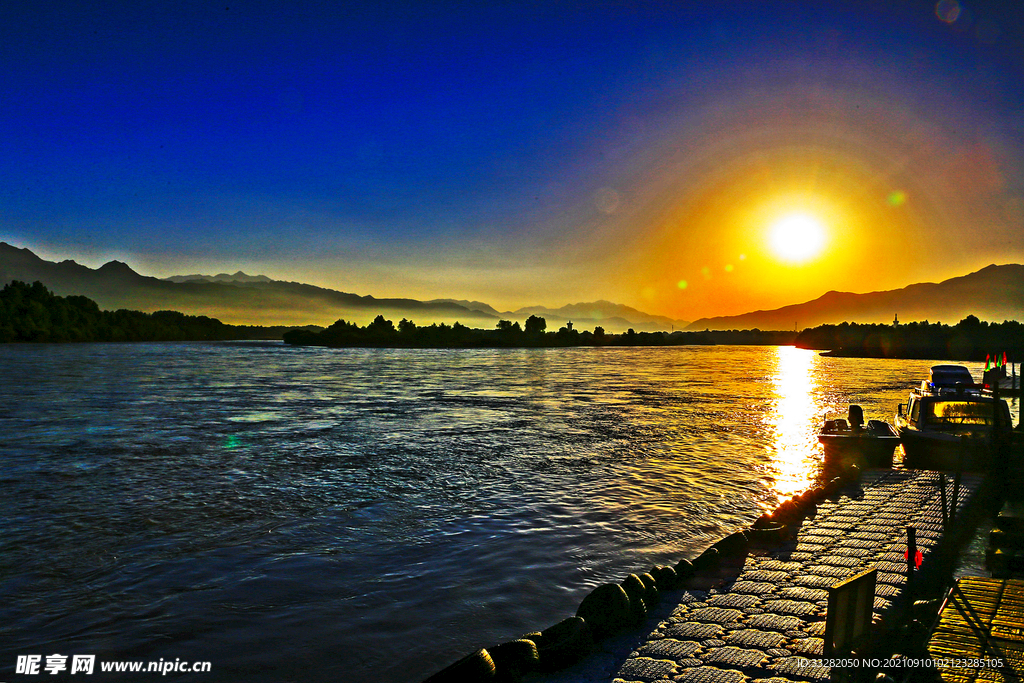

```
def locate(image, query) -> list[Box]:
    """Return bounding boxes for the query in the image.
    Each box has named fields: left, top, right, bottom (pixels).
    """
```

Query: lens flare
left=887, top=190, right=907, bottom=206
left=935, top=0, right=960, bottom=23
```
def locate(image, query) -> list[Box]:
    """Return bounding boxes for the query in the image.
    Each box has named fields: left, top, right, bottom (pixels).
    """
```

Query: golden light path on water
left=767, top=345, right=825, bottom=500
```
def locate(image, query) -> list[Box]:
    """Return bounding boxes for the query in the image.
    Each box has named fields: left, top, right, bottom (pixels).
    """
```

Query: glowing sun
left=768, top=213, right=826, bottom=263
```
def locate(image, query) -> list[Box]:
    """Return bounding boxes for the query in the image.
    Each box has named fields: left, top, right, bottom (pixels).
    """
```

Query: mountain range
left=2, top=242, right=1021, bottom=331
left=164, top=272, right=275, bottom=284
left=686, top=264, right=1024, bottom=330
left=0, top=243, right=688, bottom=331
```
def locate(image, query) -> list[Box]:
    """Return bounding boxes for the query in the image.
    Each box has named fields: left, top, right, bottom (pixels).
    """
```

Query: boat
left=894, top=365, right=1013, bottom=471
left=818, top=404, right=900, bottom=468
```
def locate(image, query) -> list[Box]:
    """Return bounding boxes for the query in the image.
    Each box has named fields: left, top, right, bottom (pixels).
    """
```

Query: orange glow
left=550, top=82, right=1001, bottom=323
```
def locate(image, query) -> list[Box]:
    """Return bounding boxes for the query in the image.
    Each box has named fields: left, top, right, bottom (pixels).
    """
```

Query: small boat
left=818, top=404, right=900, bottom=468
left=894, top=365, right=1013, bottom=471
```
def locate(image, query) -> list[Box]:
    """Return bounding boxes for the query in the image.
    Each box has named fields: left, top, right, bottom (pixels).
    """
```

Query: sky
left=2, top=0, right=1022, bottom=321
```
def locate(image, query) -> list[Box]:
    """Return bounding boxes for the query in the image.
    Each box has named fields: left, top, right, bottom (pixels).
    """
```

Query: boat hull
left=818, top=433, right=899, bottom=469
left=898, top=428, right=994, bottom=471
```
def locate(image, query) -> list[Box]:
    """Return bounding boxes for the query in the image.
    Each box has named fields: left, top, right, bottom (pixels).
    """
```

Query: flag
left=986, top=354, right=991, bottom=370
left=1003, top=352, right=1008, bottom=367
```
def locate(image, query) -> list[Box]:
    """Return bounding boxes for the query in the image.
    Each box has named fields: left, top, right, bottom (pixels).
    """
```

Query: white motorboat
left=894, top=365, right=1012, bottom=471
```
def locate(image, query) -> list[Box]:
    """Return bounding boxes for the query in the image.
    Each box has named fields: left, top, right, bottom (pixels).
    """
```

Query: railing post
left=906, top=526, right=917, bottom=601
left=952, top=438, right=964, bottom=526
left=993, top=381, right=1001, bottom=471
left=939, top=472, right=948, bottom=532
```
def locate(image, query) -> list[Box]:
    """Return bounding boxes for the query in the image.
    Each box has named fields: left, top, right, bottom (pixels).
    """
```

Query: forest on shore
left=794, top=317, right=1024, bottom=361
left=3, top=280, right=1021, bottom=361
left=0, top=280, right=301, bottom=342
left=281, top=314, right=731, bottom=348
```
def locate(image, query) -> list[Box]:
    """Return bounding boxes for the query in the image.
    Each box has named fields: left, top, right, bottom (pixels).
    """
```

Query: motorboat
left=894, top=365, right=1013, bottom=471
left=818, top=404, right=900, bottom=468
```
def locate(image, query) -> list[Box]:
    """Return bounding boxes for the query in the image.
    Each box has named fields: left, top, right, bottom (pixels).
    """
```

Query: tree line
left=9, top=279, right=1017, bottom=358
left=794, top=316, right=1024, bottom=361
left=0, top=281, right=292, bottom=342
left=283, top=314, right=717, bottom=348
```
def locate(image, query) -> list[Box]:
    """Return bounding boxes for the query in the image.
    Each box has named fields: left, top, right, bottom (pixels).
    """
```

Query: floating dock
left=605, top=469, right=984, bottom=683
left=927, top=577, right=1024, bottom=682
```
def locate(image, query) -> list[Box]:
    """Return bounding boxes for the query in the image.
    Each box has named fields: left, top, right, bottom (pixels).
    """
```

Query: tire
left=620, top=574, right=648, bottom=624
left=422, top=648, right=496, bottom=683
left=576, top=583, right=631, bottom=640
left=488, top=639, right=539, bottom=682
left=650, top=564, right=677, bottom=591
left=692, top=547, right=720, bottom=571
left=534, top=617, right=594, bottom=672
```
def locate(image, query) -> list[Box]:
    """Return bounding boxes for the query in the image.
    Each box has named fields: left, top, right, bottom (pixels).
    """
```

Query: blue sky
left=2, top=1, right=1022, bottom=318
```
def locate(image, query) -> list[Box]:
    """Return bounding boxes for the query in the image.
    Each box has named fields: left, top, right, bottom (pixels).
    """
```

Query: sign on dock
left=824, top=567, right=878, bottom=657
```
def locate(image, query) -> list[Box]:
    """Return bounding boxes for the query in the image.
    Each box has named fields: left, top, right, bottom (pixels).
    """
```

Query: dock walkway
left=607, top=469, right=983, bottom=683
left=927, top=576, right=1024, bottom=682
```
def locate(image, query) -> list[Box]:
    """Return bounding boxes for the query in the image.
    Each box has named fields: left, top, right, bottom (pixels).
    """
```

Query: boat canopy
left=929, top=365, right=974, bottom=388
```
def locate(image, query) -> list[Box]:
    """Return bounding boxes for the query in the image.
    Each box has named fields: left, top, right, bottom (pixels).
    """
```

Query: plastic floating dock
left=609, top=469, right=984, bottom=683
left=928, top=576, right=1024, bottom=682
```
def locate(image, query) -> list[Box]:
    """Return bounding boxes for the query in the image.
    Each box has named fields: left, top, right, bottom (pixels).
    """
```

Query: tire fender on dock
left=620, top=574, right=648, bottom=624
left=487, top=639, right=538, bottom=682
left=422, top=648, right=496, bottom=683
left=575, top=583, right=631, bottom=640
left=533, top=617, right=594, bottom=672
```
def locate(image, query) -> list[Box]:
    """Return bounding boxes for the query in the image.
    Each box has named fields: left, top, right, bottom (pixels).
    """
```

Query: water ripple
left=0, top=342, right=1017, bottom=682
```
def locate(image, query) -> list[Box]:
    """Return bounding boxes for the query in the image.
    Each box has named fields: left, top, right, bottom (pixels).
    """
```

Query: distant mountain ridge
left=428, top=297, right=691, bottom=330
left=0, top=243, right=682, bottom=331
left=0, top=243, right=492, bottom=327
left=508, top=300, right=689, bottom=331
left=164, top=271, right=274, bottom=284
left=686, top=264, right=1024, bottom=331
left=9, top=243, right=1017, bottom=333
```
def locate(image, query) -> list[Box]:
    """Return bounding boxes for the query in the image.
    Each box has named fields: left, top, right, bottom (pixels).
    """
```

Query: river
left=1, top=343, right=1017, bottom=681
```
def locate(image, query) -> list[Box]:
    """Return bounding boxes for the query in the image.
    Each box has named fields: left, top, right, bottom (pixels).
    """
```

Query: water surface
left=1, top=343, right=1016, bottom=681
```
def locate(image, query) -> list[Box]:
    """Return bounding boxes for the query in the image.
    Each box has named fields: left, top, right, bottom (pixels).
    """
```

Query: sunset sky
left=2, top=1, right=1022, bottom=321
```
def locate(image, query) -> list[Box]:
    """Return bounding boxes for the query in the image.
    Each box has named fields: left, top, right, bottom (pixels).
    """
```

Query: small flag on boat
left=904, top=548, right=923, bottom=569
left=1003, top=352, right=1008, bottom=366
left=986, top=354, right=991, bottom=370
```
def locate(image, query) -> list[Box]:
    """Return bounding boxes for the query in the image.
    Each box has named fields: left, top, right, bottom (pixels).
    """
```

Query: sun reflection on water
left=767, top=346, right=824, bottom=501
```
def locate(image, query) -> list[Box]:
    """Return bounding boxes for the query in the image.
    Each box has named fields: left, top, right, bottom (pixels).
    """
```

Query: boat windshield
left=923, top=400, right=1002, bottom=427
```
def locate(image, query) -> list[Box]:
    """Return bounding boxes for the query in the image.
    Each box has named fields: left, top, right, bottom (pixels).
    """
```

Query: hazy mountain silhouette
left=0, top=243, right=681, bottom=331
left=426, top=299, right=503, bottom=316
left=509, top=301, right=690, bottom=331
left=164, top=272, right=274, bottom=284
left=12, top=243, right=1016, bottom=333
left=686, top=264, right=1024, bottom=331
left=0, top=243, right=492, bottom=327
left=427, top=299, right=690, bottom=331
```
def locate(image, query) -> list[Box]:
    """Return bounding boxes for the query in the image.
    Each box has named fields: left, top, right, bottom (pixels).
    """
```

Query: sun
left=768, top=213, right=827, bottom=263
